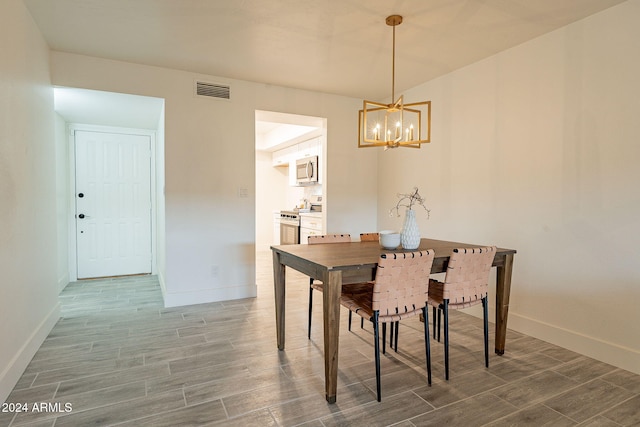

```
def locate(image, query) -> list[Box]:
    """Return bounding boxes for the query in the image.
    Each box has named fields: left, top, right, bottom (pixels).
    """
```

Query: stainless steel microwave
left=295, top=156, right=318, bottom=185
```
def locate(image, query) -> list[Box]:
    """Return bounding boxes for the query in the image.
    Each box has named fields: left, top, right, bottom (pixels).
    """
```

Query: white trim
left=67, top=123, right=158, bottom=281
left=0, top=303, right=60, bottom=403
left=58, top=271, right=70, bottom=293
left=158, top=270, right=167, bottom=299
left=67, top=125, right=77, bottom=281
left=453, top=305, right=640, bottom=375
left=507, top=311, right=640, bottom=375
left=163, top=284, right=257, bottom=308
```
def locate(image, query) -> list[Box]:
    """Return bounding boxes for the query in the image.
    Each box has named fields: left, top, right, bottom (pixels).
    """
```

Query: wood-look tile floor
left=3, top=252, right=640, bottom=426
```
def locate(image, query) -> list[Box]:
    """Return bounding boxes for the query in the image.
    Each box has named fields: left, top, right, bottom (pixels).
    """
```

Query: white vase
left=401, top=209, right=421, bottom=249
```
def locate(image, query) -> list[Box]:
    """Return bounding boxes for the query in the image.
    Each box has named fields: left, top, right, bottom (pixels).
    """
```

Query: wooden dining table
left=271, top=238, right=516, bottom=404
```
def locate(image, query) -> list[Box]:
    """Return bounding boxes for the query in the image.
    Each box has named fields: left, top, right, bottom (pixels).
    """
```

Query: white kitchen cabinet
left=298, top=137, right=319, bottom=158
left=273, top=211, right=281, bottom=245
left=300, top=213, right=323, bottom=244
left=272, top=137, right=321, bottom=167
left=272, top=145, right=297, bottom=167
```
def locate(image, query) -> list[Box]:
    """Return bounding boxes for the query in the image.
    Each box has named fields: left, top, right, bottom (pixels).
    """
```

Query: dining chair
left=307, top=234, right=355, bottom=339
left=428, top=246, right=497, bottom=380
left=340, top=250, right=435, bottom=401
left=360, top=231, right=404, bottom=349
left=359, top=232, right=379, bottom=242
left=351, top=233, right=380, bottom=329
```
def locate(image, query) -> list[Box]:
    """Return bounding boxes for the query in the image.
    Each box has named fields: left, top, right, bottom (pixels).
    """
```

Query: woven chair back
left=308, top=234, right=351, bottom=244
left=372, top=250, right=434, bottom=317
left=360, top=233, right=379, bottom=242
left=442, top=246, right=496, bottom=305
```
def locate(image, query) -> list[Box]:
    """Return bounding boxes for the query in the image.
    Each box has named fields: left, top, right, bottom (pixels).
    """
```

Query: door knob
left=78, top=193, right=84, bottom=198
left=78, top=214, right=85, bottom=219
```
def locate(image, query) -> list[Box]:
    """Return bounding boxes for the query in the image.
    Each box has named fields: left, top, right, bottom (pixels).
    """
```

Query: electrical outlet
left=237, top=187, right=249, bottom=198
left=211, top=265, right=219, bottom=278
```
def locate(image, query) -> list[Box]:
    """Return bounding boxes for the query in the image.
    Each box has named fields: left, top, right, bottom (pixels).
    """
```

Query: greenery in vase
left=389, top=187, right=430, bottom=218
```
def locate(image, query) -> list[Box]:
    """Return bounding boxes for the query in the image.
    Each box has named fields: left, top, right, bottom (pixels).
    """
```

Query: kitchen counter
left=299, top=211, right=322, bottom=218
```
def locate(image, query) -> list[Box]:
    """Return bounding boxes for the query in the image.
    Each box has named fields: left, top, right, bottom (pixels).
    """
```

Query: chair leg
left=482, top=295, right=489, bottom=368
left=382, top=322, right=387, bottom=354
left=384, top=322, right=399, bottom=352
left=361, top=317, right=364, bottom=329
left=432, top=306, right=437, bottom=339
left=437, top=307, right=442, bottom=342
left=373, top=312, right=381, bottom=402
left=308, top=284, right=313, bottom=339
left=393, top=322, right=399, bottom=352
left=443, top=300, right=449, bottom=380
left=422, top=307, right=432, bottom=385
left=348, top=311, right=352, bottom=331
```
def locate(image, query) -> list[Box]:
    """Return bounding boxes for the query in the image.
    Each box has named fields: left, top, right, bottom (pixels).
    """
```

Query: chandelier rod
left=386, top=15, right=403, bottom=102
left=391, top=21, right=396, bottom=102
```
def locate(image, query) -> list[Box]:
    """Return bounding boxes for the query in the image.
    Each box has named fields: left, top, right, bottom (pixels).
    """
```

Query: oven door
left=280, top=220, right=300, bottom=245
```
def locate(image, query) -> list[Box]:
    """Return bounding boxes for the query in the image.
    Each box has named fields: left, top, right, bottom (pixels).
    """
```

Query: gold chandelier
left=358, top=15, right=431, bottom=149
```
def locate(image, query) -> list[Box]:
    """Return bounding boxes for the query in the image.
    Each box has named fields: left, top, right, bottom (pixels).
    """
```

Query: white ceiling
left=54, top=87, right=164, bottom=129
left=255, top=110, right=325, bottom=151
left=25, top=0, right=626, bottom=101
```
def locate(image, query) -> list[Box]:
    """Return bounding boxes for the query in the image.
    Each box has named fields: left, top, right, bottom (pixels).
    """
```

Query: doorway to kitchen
left=254, top=110, right=327, bottom=255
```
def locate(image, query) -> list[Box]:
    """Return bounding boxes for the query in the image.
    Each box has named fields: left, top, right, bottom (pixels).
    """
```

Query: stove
left=279, top=211, right=300, bottom=225
left=279, top=211, right=300, bottom=244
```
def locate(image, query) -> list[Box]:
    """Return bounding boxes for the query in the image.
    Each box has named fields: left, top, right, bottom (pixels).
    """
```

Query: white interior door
left=75, top=130, right=152, bottom=279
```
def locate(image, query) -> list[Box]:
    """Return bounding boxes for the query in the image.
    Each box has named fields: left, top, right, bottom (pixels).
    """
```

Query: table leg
left=495, top=253, right=514, bottom=355
left=272, top=251, right=286, bottom=350
left=323, top=269, right=342, bottom=403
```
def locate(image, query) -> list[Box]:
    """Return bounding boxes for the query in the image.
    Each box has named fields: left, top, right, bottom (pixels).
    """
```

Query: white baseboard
left=507, top=311, right=640, bottom=375
left=163, top=284, right=258, bottom=308
left=157, top=271, right=167, bottom=299
left=454, top=306, right=639, bottom=375
left=0, top=303, right=60, bottom=403
left=58, top=272, right=70, bottom=293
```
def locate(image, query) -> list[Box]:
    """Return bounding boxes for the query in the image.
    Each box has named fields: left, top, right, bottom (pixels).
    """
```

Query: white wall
left=326, top=112, right=378, bottom=235
left=378, top=0, right=640, bottom=374
left=255, top=151, right=288, bottom=251
left=0, top=0, right=61, bottom=401
left=50, top=52, right=378, bottom=307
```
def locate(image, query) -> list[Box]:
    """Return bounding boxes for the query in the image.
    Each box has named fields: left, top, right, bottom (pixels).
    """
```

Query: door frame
left=67, top=123, right=158, bottom=281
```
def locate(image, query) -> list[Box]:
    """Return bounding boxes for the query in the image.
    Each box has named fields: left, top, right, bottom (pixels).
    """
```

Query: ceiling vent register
left=196, top=81, right=230, bottom=100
